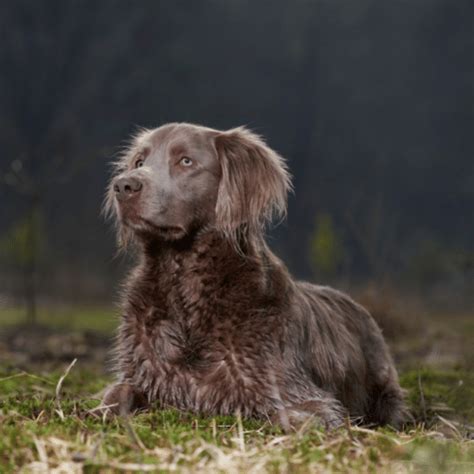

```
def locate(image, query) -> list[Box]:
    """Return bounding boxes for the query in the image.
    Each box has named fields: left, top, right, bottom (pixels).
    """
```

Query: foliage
left=0, top=209, right=44, bottom=267
left=401, top=369, right=474, bottom=425
left=0, top=365, right=473, bottom=473
left=1, top=0, right=472, bottom=293
left=309, top=213, right=344, bottom=278
left=407, top=239, right=474, bottom=291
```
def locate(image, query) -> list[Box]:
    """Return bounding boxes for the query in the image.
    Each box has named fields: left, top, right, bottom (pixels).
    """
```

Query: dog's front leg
left=101, top=382, right=148, bottom=416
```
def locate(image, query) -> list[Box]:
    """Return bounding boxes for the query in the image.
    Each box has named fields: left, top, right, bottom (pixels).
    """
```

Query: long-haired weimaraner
left=102, top=123, right=408, bottom=429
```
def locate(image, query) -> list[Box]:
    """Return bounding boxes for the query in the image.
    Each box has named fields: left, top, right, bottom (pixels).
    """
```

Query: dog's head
left=105, top=123, right=291, bottom=248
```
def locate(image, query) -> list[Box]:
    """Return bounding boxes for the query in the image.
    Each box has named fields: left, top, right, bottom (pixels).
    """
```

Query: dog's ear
left=214, top=127, right=291, bottom=241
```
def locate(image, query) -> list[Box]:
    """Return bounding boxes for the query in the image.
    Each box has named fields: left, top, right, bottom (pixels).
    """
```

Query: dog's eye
left=180, top=157, right=193, bottom=167
left=135, top=159, right=144, bottom=168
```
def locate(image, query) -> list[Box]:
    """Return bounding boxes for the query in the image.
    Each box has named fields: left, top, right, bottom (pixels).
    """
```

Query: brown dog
left=102, top=123, right=408, bottom=429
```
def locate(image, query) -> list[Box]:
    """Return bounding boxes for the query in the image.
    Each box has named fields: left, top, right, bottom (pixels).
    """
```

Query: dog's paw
left=95, top=382, right=148, bottom=417
left=272, top=399, right=346, bottom=432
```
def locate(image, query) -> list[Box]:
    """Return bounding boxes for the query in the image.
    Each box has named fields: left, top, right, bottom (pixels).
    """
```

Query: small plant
left=0, top=209, right=45, bottom=325
left=309, top=212, right=344, bottom=279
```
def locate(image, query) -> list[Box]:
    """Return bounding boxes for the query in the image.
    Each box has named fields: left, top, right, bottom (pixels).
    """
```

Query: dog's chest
left=123, top=252, right=286, bottom=416
left=130, top=307, right=279, bottom=416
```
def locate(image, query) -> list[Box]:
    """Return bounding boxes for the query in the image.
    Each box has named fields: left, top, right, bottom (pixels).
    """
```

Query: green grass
left=401, top=369, right=474, bottom=425
left=0, top=306, right=117, bottom=333
left=0, top=364, right=473, bottom=473
left=1, top=306, right=473, bottom=472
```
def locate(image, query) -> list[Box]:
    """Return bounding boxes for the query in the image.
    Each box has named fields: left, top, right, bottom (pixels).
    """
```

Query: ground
left=0, top=305, right=473, bottom=473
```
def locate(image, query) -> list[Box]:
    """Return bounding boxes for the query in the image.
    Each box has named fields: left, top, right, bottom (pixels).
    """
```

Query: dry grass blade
left=211, top=418, right=217, bottom=440
left=123, top=416, right=146, bottom=451
left=54, top=358, right=77, bottom=420
left=436, top=414, right=462, bottom=438
left=417, top=372, right=427, bottom=423
left=295, top=414, right=321, bottom=440
left=235, top=410, right=246, bottom=452
left=99, top=461, right=164, bottom=471
left=72, top=433, right=104, bottom=463
left=55, top=359, right=78, bottom=400
left=86, top=402, right=119, bottom=416
left=350, top=425, right=403, bottom=446
left=264, top=435, right=291, bottom=448
left=345, top=416, right=353, bottom=438
left=33, top=437, right=48, bottom=464
left=0, top=371, right=54, bottom=385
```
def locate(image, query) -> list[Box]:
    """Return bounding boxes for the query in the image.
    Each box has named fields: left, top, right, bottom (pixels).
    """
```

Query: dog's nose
left=114, top=177, right=143, bottom=201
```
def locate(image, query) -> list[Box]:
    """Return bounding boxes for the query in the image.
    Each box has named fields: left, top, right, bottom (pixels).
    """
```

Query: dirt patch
left=0, top=324, right=112, bottom=370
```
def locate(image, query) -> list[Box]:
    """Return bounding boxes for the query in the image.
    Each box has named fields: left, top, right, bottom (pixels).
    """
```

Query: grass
left=0, top=364, right=473, bottom=473
left=0, top=306, right=473, bottom=472
left=0, top=306, right=117, bottom=334
left=401, top=369, right=474, bottom=426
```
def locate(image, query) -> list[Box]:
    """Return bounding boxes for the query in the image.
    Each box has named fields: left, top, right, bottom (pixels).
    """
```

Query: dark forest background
left=0, top=0, right=473, bottom=320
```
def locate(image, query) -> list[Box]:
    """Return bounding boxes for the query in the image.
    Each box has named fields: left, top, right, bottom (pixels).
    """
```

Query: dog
left=102, top=122, right=408, bottom=429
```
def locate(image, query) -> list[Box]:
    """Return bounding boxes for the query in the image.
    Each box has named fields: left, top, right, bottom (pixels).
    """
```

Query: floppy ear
left=214, top=127, right=291, bottom=241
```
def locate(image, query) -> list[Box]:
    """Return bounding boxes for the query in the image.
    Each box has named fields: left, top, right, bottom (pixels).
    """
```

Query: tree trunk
left=24, top=197, right=40, bottom=326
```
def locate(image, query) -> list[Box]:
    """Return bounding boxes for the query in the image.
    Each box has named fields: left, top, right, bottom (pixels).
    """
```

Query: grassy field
left=0, top=306, right=117, bottom=334
left=0, top=306, right=473, bottom=473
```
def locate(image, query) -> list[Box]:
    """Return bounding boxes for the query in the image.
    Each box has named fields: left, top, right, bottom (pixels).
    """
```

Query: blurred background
left=0, top=1, right=472, bottom=367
